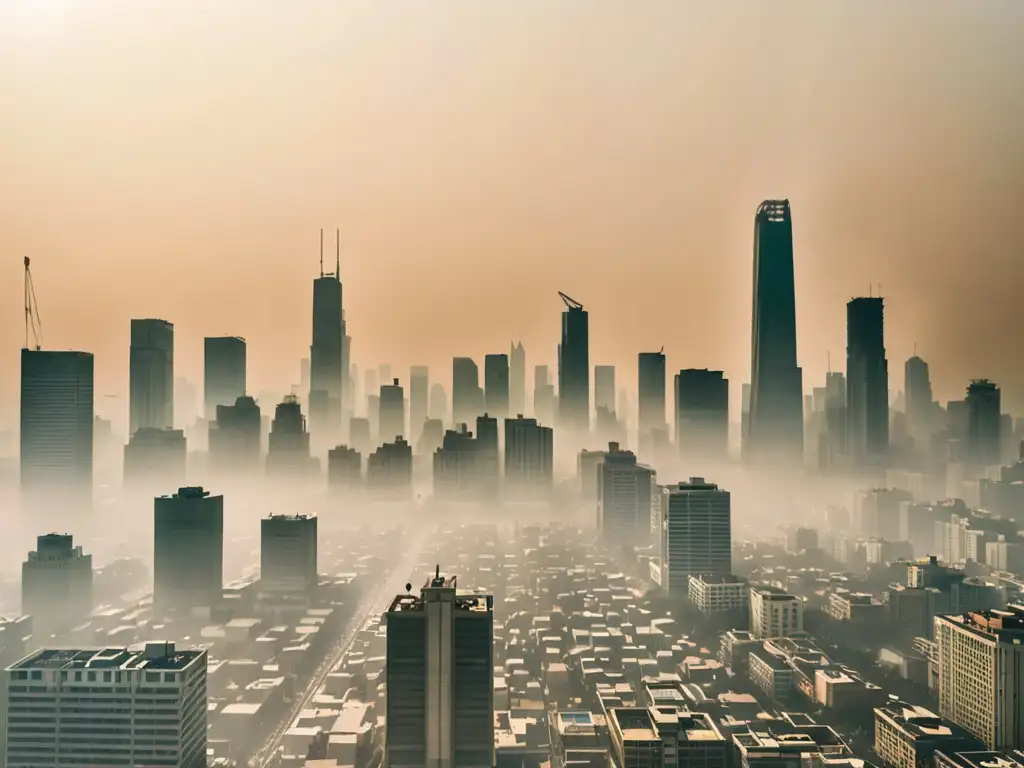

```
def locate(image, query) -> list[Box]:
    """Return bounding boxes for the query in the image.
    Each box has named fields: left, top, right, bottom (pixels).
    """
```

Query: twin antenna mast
left=23, top=256, right=42, bottom=351
left=319, top=228, right=341, bottom=279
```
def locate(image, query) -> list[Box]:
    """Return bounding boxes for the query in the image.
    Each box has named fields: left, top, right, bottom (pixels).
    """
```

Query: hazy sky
left=2, top=0, right=1023, bottom=429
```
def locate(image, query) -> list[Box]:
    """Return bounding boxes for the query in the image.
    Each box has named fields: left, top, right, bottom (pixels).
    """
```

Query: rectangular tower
left=484, top=354, right=510, bottom=420
left=638, top=351, right=666, bottom=448
left=846, top=297, right=889, bottom=464
left=557, top=292, right=590, bottom=434
left=661, top=478, right=731, bottom=595
left=310, top=232, right=345, bottom=446
left=674, top=369, right=729, bottom=465
left=410, top=366, right=430, bottom=444
left=153, top=487, right=224, bottom=616
left=203, top=336, right=246, bottom=419
left=260, top=514, right=318, bottom=599
left=594, top=365, right=616, bottom=414
left=129, top=318, right=174, bottom=435
left=509, top=341, right=526, bottom=418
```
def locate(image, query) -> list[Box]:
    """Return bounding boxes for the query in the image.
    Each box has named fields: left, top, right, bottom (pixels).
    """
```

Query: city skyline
left=2, top=1, right=1023, bottom=428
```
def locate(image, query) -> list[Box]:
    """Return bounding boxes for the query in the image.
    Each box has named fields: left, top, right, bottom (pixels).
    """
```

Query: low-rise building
left=875, top=699, right=982, bottom=768
left=688, top=574, right=749, bottom=615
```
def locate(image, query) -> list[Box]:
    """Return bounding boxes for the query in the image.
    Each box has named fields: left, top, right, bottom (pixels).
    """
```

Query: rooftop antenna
left=827, top=350, right=831, bottom=374
left=23, top=256, right=42, bottom=351
left=435, top=564, right=440, bottom=580
left=913, top=341, right=918, bottom=356
left=319, top=228, right=324, bottom=278
left=335, top=228, right=340, bottom=277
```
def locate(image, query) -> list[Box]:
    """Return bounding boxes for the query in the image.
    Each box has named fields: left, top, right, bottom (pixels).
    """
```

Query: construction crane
left=23, top=256, right=42, bottom=351
left=558, top=291, right=583, bottom=311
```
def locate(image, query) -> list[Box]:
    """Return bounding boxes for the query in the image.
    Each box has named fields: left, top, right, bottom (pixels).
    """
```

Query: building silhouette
left=260, top=514, right=318, bottom=602
left=349, top=416, right=372, bottom=457
left=309, top=231, right=345, bottom=447
left=20, top=349, right=94, bottom=499
left=594, top=365, right=616, bottom=416
left=484, top=354, right=510, bottom=420
left=123, top=427, right=187, bottom=491
left=428, top=382, right=447, bottom=423
left=379, top=378, right=406, bottom=443
left=433, top=425, right=485, bottom=500
left=818, top=372, right=848, bottom=470
left=660, top=478, right=732, bottom=595
left=533, top=365, right=556, bottom=426
left=597, top=442, right=656, bottom=546
left=153, top=487, right=224, bottom=616
left=452, top=357, right=483, bottom=429
left=638, top=351, right=667, bottom=453
left=505, top=415, right=554, bottom=498
left=21, top=533, right=93, bottom=637
left=327, top=444, right=362, bottom=490
left=203, top=336, right=246, bottom=419
left=966, top=379, right=1002, bottom=466
left=129, top=318, right=174, bottom=435
left=747, top=200, right=804, bottom=463
left=209, top=395, right=262, bottom=475
left=674, top=369, right=729, bottom=465
left=367, top=437, right=413, bottom=496
left=384, top=568, right=494, bottom=768
left=266, top=395, right=319, bottom=478
left=417, top=418, right=444, bottom=457
left=846, top=297, right=889, bottom=464
left=510, top=341, right=526, bottom=419
left=905, top=355, right=934, bottom=450
left=409, top=366, right=429, bottom=443
left=558, top=292, right=589, bottom=433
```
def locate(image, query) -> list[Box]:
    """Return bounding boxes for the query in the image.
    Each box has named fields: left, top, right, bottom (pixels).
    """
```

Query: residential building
left=749, top=585, right=803, bottom=639
left=660, top=478, right=731, bottom=595
left=688, top=574, right=749, bottom=615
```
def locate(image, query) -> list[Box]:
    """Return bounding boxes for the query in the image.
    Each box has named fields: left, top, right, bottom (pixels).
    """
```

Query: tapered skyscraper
left=747, top=200, right=804, bottom=463
left=558, top=292, right=589, bottom=433
left=309, top=230, right=345, bottom=446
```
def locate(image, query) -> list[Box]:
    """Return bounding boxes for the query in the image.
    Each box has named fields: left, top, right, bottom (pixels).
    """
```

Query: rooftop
left=10, top=642, right=203, bottom=672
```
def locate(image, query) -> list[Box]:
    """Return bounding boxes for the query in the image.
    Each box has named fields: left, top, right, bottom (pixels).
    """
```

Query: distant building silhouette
left=747, top=200, right=804, bottom=463
left=966, top=379, right=1002, bottom=466
left=203, top=336, right=246, bottom=419
left=558, top=292, right=590, bottom=433
left=594, top=365, right=616, bottom=415
left=476, top=413, right=500, bottom=497
left=327, top=445, right=362, bottom=490
left=433, top=425, right=485, bottom=500
left=638, top=351, right=667, bottom=454
left=266, top=395, right=319, bottom=478
left=846, top=297, right=889, bottom=464
left=409, top=366, right=429, bottom=443
left=905, top=355, right=934, bottom=450
left=129, top=318, right=174, bottom=435
left=367, top=437, right=413, bottom=497
left=533, top=365, right=556, bottom=426
left=674, top=369, right=729, bottom=465
left=349, top=416, right=372, bottom=457
left=484, top=354, right=510, bottom=420
left=20, top=349, right=94, bottom=500
left=379, top=378, right=406, bottom=443
left=153, top=487, right=223, bottom=616
left=428, top=382, right=447, bottom=423
left=123, top=427, right=187, bottom=491
left=21, top=533, right=93, bottom=636
left=818, top=372, right=848, bottom=470
left=452, top=357, right=483, bottom=428
left=660, top=478, right=732, bottom=595
left=597, top=442, right=656, bottom=546
left=309, top=233, right=345, bottom=447
left=260, top=514, right=317, bottom=603
left=417, top=418, right=444, bottom=457
left=504, top=415, right=553, bottom=499
left=510, top=341, right=526, bottom=419
left=209, top=395, right=261, bottom=475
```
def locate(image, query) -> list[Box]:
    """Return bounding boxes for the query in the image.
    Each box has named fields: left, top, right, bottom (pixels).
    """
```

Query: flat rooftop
left=10, top=643, right=202, bottom=672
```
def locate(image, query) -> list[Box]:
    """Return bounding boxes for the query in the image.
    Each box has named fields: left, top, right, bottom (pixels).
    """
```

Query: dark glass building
left=558, top=292, right=590, bottom=434
left=846, top=297, right=889, bottom=464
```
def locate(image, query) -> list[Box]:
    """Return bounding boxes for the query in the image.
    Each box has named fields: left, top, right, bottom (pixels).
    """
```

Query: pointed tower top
left=319, top=229, right=324, bottom=278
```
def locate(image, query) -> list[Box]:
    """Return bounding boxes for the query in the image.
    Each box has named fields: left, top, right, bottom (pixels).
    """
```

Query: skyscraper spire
left=336, top=228, right=340, bottom=277
left=319, top=228, right=324, bottom=279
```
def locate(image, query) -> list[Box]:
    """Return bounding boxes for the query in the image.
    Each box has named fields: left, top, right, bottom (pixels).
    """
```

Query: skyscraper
left=203, top=336, right=246, bottom=419
left=20, top=349, right=94, bottom=498
left=534, top=365, right=555, bottom=425
left=510, top=341, right=526, bottom=418
left=846, top=297, right=889, bottom=464
left=380, top=378, right=406, bottom=442
left=594, top=365, right=616, bottom=414
left=266, top=395, right=319, bottom=478
left=597, top=442, right=656, bottom=545
left=410, top=366, right=429, bottom=443
left=558, top=292, right=590, bottom=433
left=660, top=478, right=732, bottom=595
left=452, top=357, right=482, bottom=428
left=260, top=513, right=318, bottom=600
left=674, top=369, right=729, bottom=464
left=310, top=230, right=344, bottom=446
left=129, top=318, right=174, bottom=435
left=638, top=351, right=667, bottom=450
left=154, top=486, right=224, bottom=616
left=905, top=355, right=934, bottom=449
left=484, top=353, right=510, bottom=419
left=21, top=533, right=93, bottom=636
left=209, top=395, right=262, bottom=475
left=966, top=379, right=1002, bottom=466
left=505, top=416, right=554, bottom=498
left=747, top=200, right=804, bottom=463
left=384, top=568, right=494, bottom=768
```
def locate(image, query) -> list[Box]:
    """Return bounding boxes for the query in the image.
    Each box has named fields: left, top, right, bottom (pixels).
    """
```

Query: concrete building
left=607, top=706, right=727, bottom=768
left=660, top=478, right=731, bottom=595
left=153, top=487, right=224, bottom=616
left=384, top=568, right=494, bottom=768
left=875, top=699, right=981, bottom=768
left=596, top=442, right=655, bottom=545
left=846, top=297, right=889, bottom=465
left=594, top=365, right=616, bottom=416
left=504, top=416, right=554, bottom=498
left=433, top=426, right=484, bottom=501
left=129, top=318, right=174, bottom=435
left=203, top=336, right=246, bottom=419
left=749, top=585, right=804, bottom=639
left=21, top=533, right=93, bottom=636
left=260, top=514, right=318, bottom=600
left=309, top=248, right=345, bottom=449
left=688, top=574, right=749, bottom=615
left=558, top=292, right=590, bottom=434
left=1, top=642, right=207, bottom=768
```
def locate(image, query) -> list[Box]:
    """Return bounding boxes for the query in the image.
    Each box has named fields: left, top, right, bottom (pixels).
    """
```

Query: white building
left=1, top=641, right=207, bottom=768
left=688, top=574, right=748, bottom=615
left=660, top=478, right=731, bottom=595
left=749, top=585, right=803, bottom=639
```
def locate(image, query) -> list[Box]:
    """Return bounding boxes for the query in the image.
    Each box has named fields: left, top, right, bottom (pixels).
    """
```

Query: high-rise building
left=2, top=642, right=208, bottom=768
left=384, top=568, right=494, bottom=768
left=905, top=355, right=934, bottom=450
left=505, top=416, right=554, bottom=498
left=558, top=292, right=590, bottom=433
left=129, top=318, right=174, bottom=435
left=328, top=445, right=362, bottom=490
left=429, top=383, right=447, bottom=423
left=510, top=341, right=526, bottom=419
left=846, top=297, right=889, bottom=464
left=21, top=533, right=93, bottom=636
left=747, top=200, right=804, bottom=463
left=432, top=425, right=484, bottom=500
left=410, top=366, right=430, bottom=443
left=123, top=428, right=187, bottom=491
left=260, top=514, right=318, bottom=599
left=203, top=336, right=246, bottom=419
left=452, top=357, right=483, bottom=428
left=966, top=379, right=1002, bottom=466
left=476, top=413, right=500, bottom=497
left=638, top=351, right=667, bottom=450
left=367, top=437, right=413, bottom=496
left=819, top=372, right=848, bottom=470
left=209, top=395, right=262, bottom=475
left=594, top=365, right=616, bottom=415
left=20, top=349, right=94, bottom=498
left=309, top=231, right=345, bottom=446
left=380, top=378, right=406, bottom=443
left=534, top=365, right=556, bottom=426
left=660, top=478, right=731, bottom=595
left=153, top=487, right=224, bottom=616
left=484, top=354, right=510, bottom=419
left=266, top=395, right=319, bottom=478
left=597, top=442, right=656, bottom=545
left=674, top=369, right=729, bottom=464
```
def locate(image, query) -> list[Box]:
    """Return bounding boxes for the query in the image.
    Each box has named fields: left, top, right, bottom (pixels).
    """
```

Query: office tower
left=819, top=372, right=848, bottom=469
left=558, top=292, right=590, bottom=433
left=266, top=395, right=319, bottom=477
left=674, top=369, right=729, bottom=464
left=936, top=605, right=1024, bottom=749
left=534, top=365, right=556, bottom=426
left=380, top=378, right=406, bottom=442
left=310, top=231, right=345, bottom=445
left=418, top=418, right=445, bottom=456
left=410, top=366, right=430, bottom=443
left=846, top=297, right=889, bottom=464
left=504, top=416, right=554, bottom=497
left=153, top=487, right=224, bottom=616
left=349, top=417, right=372, bottom=457
left=328, top=445, right=362, bottom=489
left=21, top=533, right=93, bottom=636
left=260, top=514, right=318, bottom=599
left=203, top=336, right=246, bottom=419
left=20, top=349, right=94, bottom=497
left=433, top=425, right=484, bottom=500
left=123, top=428, right=187, bottom=490
left=638, top=351, right=667, bottom=451
left=367, top=437, right=413, bottom=496
left=594, top=365, right=616, bottom=414
left=510, top=341, right=526, bottom=418
left=300, top=356, right=311, bottom=395
left=578, top=447, right=610, bottom=501
left=747, top=200, right=804, bottom=463
left=660, top=478, right=731, bottom=595
left=209, top=395, right=262, bottom=475
left=484, top=354, right=510, bottom=419
left=452, top=357, right=482, bottom=428
left=384, top=568, right=494, bottom=768
left=597, top=442, right=656, bottom=545
left=174, top=376, right=199, bottom=428
left=476, top=413, right=499, bottom=496
left=2, top=642, right=208, bottom=768
left=966, top=379, right=1002, bottom=466
left=429, top=383, right=447, bottom=423
left=129, top=318, right=174, bottom=435
left=905, top=355, right=934, bottom=449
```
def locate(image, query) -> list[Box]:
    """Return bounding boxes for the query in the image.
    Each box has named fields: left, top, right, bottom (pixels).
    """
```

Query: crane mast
left=558, top=291, right=583, bottom=311
left=24, top=256, right=42, bottom=351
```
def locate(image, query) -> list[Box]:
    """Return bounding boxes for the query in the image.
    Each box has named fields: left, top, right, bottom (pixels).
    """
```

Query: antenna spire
left=336, top=228, right=340, bottom=277
left=319, top=229, right=324, bottom=278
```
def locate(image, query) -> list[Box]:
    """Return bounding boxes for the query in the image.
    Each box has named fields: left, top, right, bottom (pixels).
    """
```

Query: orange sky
left=2, top=0, right=1023, bottom=430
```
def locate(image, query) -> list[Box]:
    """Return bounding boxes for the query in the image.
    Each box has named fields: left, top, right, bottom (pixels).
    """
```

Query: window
left=163, top=673, right=176, bottom=683
left=145, top=672, right=160, bottom=683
